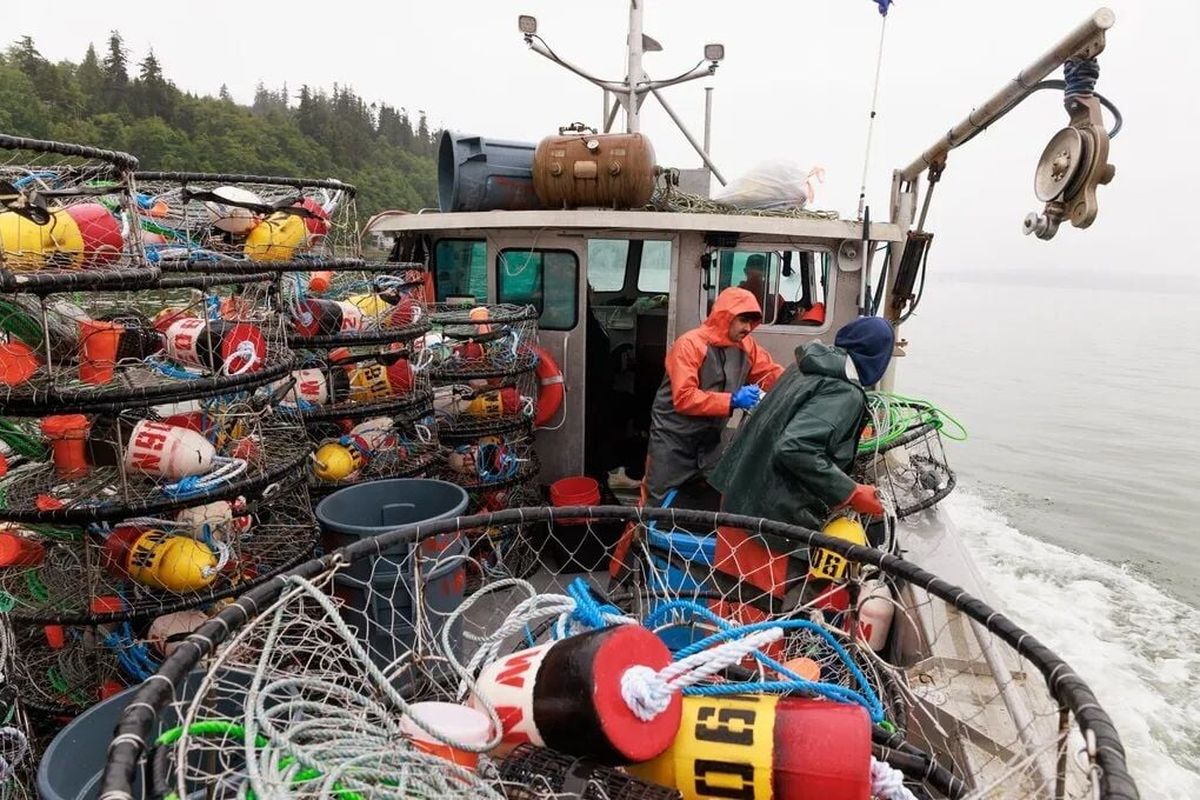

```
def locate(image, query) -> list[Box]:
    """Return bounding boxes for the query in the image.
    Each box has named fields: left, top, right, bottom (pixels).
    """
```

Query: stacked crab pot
left=0, top=144, right=318, bottom=749
left=428, top=303, right=543, bottom=586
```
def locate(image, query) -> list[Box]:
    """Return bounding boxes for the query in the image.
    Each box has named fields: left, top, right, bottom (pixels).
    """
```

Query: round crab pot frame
left=428, top=303, right=541, bottom=381
left=131, top=172, right=361, bottom=271
left=271, top=345, right=434, bottom=423
left=856, top=422, right=957, bottom=520
left=6, top=620, right=124, bottom=717
left=0, top=479, right=318, bottom=625
left=281, top=264, right=431, bottom=348
left=305, top=410, right=440, bottom=495
left=0, top=134, right=161, bottom=294
left=433, top=372, right=539, bottom=441
left=437, top=429, right=539, bottom=492
left=96, top=506, right=1140, bottom=800
left=0, top=278, right=297, bottom=416
left=0, top=407, right=311, bottom=525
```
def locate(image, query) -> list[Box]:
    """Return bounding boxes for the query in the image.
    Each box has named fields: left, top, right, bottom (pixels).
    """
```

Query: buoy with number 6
left=629, top=694, right=872, bottom=800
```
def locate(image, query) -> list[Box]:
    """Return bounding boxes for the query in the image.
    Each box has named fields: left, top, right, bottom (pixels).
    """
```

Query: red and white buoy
left=469, top=625, right=681, bottom=764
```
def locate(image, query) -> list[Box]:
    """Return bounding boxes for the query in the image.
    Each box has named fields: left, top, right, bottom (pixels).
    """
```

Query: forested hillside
left=0, top=32, right=438, bottom=216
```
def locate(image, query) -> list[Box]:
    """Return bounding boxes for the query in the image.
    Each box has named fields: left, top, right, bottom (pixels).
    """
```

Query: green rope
left=155, top=721, right=365, bottom=800
left=859, top=391, right=967, bottom=454
left=0, top=419, right=47, bottom=460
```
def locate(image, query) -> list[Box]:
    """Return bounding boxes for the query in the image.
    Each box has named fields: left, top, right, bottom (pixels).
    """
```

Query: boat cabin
left=369, top=209, right=905, bottom=484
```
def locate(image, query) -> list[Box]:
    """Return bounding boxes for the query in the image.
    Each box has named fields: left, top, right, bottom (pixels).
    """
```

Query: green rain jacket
left=710, top=341, right=867, bottom=531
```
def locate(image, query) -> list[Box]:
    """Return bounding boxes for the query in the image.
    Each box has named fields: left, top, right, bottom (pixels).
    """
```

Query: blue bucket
left=438, top=131, right=540, bottom=212
left=315, top=479, right=469, bottom=675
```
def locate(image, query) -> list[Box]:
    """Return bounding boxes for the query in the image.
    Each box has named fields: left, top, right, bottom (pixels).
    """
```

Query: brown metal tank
left=533, top=126, right=657, bottom=209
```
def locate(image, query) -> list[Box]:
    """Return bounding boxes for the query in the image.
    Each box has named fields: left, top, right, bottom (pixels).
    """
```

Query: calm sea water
left=896, top=276, right=1200, bottom=797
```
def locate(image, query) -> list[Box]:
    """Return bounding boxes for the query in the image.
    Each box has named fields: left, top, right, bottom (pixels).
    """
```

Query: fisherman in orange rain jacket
left=642, top=287, right=784, bottom=509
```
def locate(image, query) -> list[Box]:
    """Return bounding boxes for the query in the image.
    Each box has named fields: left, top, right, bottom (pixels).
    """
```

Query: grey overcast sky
left=6, top=1, right=1192, bottom=276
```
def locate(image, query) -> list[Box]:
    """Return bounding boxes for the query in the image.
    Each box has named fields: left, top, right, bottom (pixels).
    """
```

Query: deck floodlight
left=704, top=43, right=725, bottom=63
left=519, top=15, right=538, bottom=35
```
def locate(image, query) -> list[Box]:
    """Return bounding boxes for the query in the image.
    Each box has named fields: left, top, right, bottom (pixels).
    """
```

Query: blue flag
left=873, top=0, right=893, bottom=15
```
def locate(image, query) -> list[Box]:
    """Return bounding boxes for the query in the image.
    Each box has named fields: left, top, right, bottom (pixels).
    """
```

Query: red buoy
left=470, top=625, right=680, bottom=764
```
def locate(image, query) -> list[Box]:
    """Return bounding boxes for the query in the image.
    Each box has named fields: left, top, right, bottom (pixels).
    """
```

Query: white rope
left=620, top=627, right=784, bottom=722
left=871, top=755, right=919, bottom=800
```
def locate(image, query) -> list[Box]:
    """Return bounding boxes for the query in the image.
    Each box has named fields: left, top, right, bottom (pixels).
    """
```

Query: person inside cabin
left=737, top=254, right=781, bottom=323
left=711, top=316, right=894, bottom=527
left=642, top=287, right=784, bottom=510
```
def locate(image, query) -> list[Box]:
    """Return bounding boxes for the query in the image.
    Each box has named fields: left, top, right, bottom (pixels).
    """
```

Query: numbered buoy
left=469, top=625, right=680, bottom=764
left=630, top=695, right=871, bottom=800
left=348, top=357, right=413, bottom=402
left=105, top=527, right=218, bottom=592
left=290, top=299, right=364, bottom=337
left=157, top=315, right=266, bottom=374
left=463, top=387, right=522, bottom=418
left=809, top=516, right=867, bottom=582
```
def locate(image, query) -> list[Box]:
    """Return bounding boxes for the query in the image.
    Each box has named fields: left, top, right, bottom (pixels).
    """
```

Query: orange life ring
left=534, top=345, right=564, bottom=427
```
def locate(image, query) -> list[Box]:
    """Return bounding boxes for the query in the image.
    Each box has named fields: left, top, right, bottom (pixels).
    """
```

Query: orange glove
left=844, top=483, right=884, bottom=516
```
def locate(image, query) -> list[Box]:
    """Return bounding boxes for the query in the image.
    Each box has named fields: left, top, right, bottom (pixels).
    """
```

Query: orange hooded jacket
left=643, top=287, right=783, bottom=504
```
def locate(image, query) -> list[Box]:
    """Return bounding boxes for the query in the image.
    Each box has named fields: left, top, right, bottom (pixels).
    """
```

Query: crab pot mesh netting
left=281, top=266, right=431, bottom=348
left=0, top=277, right=294, bottom=415
left=0, top=135, right=160, bottom=294
left=97, top=507, right=1137, bottom=800
left=0, top=479, right=317, bottom=624
left=856, top=394, right=965, bottom=521
left=0, top=394, right=311, bottom=525
left=278, top=345, right=434, bottom=424
left=130, top=172, right=361, bottom=271
left=306, top=411, right=440, bottom=495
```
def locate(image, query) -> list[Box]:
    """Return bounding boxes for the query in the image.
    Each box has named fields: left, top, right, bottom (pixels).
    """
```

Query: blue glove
left=731, top=384, right=763, bottom=411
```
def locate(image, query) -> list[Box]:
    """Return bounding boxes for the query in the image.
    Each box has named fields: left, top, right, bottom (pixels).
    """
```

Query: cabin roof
left=364, top=209, right=905, bottom=242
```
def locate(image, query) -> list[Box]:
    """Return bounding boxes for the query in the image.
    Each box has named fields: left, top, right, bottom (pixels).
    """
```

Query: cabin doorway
left=584, top=237, right=674, bottom=497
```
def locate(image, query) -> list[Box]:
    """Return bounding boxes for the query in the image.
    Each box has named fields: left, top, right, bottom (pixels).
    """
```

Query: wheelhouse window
left=497, top=248, right=579, bottom=331
left=586, top=238, right=672, bottom=296
left=707, top=248, right=833, bottom=328
left=587, top=240, right=628, bottom=292
left=433, top=239, right=486, bottom=302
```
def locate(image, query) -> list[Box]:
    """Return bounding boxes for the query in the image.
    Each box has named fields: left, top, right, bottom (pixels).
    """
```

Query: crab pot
left=314, top=479, right=469, bottom=675
left=499, top=743, right=682, bottom=800
left=132, top=172, right=361, bottom=266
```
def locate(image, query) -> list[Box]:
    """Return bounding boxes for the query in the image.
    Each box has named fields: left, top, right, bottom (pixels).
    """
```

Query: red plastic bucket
left=550, top=476, right=601, bottom=506
left=547, top=476, right=612, bottom=572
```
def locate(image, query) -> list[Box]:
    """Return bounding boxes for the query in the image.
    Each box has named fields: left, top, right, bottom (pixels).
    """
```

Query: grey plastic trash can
left=438, top=131, right=540, bottom=212
left=315, top=479, right=469, bottom=676
left=38, top=668, right=295, bottom=800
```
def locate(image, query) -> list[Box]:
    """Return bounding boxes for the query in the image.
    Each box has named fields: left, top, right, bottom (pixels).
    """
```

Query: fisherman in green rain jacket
left=711, top=316, right=894, bottom=530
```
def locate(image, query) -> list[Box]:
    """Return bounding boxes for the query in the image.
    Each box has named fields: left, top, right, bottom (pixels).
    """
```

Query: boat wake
left=948, top=489, right=1200, bottom=799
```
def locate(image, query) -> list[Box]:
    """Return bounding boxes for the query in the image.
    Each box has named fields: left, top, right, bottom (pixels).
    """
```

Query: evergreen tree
left=218, top=83, right=232, bottom=102
left=76, top=43, right=103, bottom=104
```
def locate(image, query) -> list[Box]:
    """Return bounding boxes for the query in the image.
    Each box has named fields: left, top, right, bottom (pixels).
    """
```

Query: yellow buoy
left=311, top=442, right=363, bottom=482
left=244, top=212, right=307, bottom=261
left=347, top=293, right=391, bottom=318
left=809, top=516, right=868, bottom=582
left=125, top=530, right=218, bottom=592
left=0, top=210, right=84, bottom=271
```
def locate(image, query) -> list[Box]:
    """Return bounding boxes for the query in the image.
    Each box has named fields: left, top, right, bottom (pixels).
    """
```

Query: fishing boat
left=350, top=4, right=1138, bottom=798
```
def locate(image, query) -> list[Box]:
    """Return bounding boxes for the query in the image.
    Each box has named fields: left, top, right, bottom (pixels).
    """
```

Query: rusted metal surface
left=533, top=129, right=657, bottom=209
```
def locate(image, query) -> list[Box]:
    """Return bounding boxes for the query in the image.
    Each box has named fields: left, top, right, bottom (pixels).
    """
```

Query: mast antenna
left=518, top=1, right=728, bottom=185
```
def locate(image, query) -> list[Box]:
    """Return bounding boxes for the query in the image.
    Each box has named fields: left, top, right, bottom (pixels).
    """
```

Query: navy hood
left=834, top=317, right=894, bottom=387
